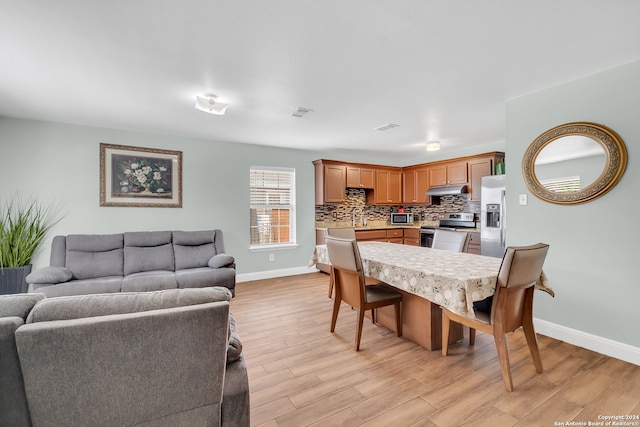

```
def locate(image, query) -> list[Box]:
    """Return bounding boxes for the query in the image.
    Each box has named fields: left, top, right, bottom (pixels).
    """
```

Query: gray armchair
left=3, top=288, right=249, bottom=427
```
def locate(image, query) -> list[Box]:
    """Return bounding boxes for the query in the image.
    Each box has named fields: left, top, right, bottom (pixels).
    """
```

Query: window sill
left=250, top=243, right=299, bottom=252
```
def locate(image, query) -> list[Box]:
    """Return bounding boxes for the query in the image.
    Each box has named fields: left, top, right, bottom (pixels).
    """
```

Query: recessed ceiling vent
left=374, top=123, right=399, bottom=131
left=291, top=107, right=313, bottom=118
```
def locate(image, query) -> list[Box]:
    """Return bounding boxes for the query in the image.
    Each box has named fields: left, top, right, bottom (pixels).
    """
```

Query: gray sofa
left=26, top=229, right=236, bottom=298
left=0, top=288, right=250, bottom=427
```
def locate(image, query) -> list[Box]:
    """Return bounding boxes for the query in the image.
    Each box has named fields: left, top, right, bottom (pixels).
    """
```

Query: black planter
left=0, top=265, right=32, bottom=294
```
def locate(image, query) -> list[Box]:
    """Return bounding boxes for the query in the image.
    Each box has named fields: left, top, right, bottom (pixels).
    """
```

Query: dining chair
left=326, top=227, right=356, bottom=239
left=441, top=242, right=549, bottom=391
left=325, top=236, right=402, bottom=351
left=431, top=229, right=470, bottom=252
left=325, top=227, right=370, bottom=297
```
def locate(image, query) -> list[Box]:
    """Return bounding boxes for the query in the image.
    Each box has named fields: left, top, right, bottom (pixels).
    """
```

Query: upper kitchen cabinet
left=369, top=168, right=402, bottom=205
left=346, top=166, right=375, bottom=189
left=313, top=160, right=346, bottom=204
left=428, top=161, right=468, bottom=186
left=402, top=167, right=429, bottom=204
left=468, top=153, right=505, bottom=201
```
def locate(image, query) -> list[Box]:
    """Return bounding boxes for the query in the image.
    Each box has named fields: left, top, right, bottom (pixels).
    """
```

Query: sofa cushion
left=124, top=232, right=175, bottom=275
left=176, top=267, right=236, bottom=293
left=31, top=277, right=123, bottom=298
left=26, top=287, right=232, bottom=323
left=173, top=230, right=217, bottom=270
left=209, top=254, right=235, bottom=269
left=65, top=234, right=124, bottom=279
left=0, top=293, right=45, bottom=320
left=124, top=244, right=175, bottom=275
left=25, top=266, right=72, bottom=284
left=124, top=230, right=173, bottom=247
left=121, top=271, right=178, bottom=292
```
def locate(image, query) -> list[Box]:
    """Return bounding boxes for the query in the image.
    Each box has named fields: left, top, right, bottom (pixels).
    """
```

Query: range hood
left=426, top=185, right=468, bottom=196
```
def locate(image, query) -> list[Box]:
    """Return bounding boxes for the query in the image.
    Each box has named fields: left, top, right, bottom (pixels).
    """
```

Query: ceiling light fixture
left=426, top=141, right=441, bottom=151
left=195, top=94, right=228, bottom=115
left=291, top=107, right=313, bottom=118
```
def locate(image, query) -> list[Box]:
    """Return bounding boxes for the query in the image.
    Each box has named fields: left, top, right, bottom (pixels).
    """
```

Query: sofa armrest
left=208, top=254, right=235, bottom=269
left=26, top=266, right=72, bottom=285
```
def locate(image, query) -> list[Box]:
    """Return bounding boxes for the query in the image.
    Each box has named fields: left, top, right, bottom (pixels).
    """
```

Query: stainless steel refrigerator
left=481, top=175, right=506, bottom=258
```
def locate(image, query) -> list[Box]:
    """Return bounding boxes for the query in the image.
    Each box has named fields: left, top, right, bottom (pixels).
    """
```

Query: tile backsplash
left=315, top=189, right=480, bottom=224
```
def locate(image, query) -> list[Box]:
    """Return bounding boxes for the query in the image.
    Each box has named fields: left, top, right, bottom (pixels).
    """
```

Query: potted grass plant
left=0, top=195, right=63, bottom=294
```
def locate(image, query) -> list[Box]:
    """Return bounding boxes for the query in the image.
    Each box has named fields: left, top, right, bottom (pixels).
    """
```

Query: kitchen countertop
left=316, top=220, right=480, bottom=233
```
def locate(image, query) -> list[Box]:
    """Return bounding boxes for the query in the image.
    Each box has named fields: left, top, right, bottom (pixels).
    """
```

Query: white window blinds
left=250, top=167, right=296, bottom=247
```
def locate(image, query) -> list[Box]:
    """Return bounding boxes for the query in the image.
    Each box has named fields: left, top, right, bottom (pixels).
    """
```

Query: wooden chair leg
left=523, top=319, right=543, bottom=373
left=330, top=296, right=341, bottom=332
left=371, top=308, right=376, bottom=325
left=493, top=331, right=514, bottom=392
left=469, top=328, right=476, bottom=346
left=441, top=311, right=451, bottom=356
left=394, top=301, right=402, bottom=337
left=355, top=309, right=365, bottom=351
left=328, top=270, right=335, bottom=298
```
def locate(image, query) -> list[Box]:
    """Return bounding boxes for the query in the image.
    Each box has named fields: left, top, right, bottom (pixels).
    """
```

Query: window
left=250, top=167, right=296, bottom=248
left=540, top=175, right=581, bottom=193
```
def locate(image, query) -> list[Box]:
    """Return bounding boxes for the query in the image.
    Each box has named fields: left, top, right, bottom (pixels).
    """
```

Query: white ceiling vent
left=291, top=107, right=313, bottom=118
left=374, top=123, right=399, bottom=131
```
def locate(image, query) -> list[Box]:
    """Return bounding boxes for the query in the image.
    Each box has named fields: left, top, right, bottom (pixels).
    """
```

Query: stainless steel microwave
left=390, top=212, right=414, bottom=225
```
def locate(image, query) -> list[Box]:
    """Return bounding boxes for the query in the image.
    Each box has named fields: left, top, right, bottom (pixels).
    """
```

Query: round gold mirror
left=522, top=122, right=627, bottom=205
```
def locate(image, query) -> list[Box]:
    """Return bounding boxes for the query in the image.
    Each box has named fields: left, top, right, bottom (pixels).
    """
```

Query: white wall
left=506, top=60, right=640, bottom=352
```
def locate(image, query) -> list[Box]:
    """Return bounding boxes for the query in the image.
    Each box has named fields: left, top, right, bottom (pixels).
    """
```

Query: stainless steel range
left=420, top=212, right=476, bottom=247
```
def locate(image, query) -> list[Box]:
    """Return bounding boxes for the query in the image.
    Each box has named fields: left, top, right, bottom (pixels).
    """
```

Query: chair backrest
left=432, top=229, right=470, bottom=252
left=325, top=236, right=366, bottom=307
left=492, top=243, right=549, bottom=332
left=16, top=289, right=231, bottom=427
left=326, top=227, right=357, bottom=240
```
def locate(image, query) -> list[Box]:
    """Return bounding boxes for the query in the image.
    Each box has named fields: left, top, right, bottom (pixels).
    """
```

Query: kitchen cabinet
left=313, top=160, right=346, bottom=204
left=355, top=229, right=387, bottom=242
left=346, top=166, right=375, bottom=189
left=371, top=169, right=402, bottom=204
left=313, top=152, right=503, bottom=207
left=386, top=229, right=403, bottom=243
left=429, top=161, right=468, bottom=186
left=468, top=154, right=505, bottom=201
left=402, top=167, right=429, bottom=204
left=403, top=228, right=420, bottom=246
left=468, top=158, right=493, bottom=202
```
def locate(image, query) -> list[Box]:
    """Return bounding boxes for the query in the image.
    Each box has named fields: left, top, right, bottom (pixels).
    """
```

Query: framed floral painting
left=100, top=143, right=182, bottom=207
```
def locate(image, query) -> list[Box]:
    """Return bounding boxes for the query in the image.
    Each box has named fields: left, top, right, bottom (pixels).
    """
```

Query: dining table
left=310, top=241, right=553, bottom=350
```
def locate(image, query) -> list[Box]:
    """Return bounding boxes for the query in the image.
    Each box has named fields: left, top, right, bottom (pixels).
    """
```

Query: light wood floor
left=231, top=273, right=640, bottom=427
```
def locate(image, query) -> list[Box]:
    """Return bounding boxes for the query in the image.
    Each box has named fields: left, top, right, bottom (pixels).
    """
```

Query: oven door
left=420, top=228, right=435, bottom=247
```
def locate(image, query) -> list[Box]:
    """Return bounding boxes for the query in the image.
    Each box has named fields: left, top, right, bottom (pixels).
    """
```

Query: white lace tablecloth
left=311, top=241, right=552, bottom=319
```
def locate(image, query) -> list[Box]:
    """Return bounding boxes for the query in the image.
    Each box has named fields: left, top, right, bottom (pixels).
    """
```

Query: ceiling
left=1, top=1, right=639, bottom=163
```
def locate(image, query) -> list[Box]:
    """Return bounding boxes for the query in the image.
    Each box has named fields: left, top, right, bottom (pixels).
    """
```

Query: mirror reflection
left=534, top=135, right=606, bottom=193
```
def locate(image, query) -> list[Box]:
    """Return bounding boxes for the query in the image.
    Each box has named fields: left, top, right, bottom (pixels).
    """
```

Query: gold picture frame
left=100, top=143, right=182, bottom=207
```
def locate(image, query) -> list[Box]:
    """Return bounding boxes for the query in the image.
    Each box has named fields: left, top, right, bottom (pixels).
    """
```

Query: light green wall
left=506, top=60, right=639, bottom=348
left=0, top=118, right=345, bottom=274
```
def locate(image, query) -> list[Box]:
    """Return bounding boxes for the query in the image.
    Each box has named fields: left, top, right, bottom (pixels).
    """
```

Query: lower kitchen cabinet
left=355, top=229, right=387, bottom=242
left=403, top=228, right=420, bottom=246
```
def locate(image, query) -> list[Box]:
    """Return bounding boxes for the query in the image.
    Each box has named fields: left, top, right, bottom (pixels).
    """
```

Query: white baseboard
left=236, top=269, right=640, bottom=367
left=236, top=266, right=318, bottom=283
left=534, top=318, right=640, bottom=366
